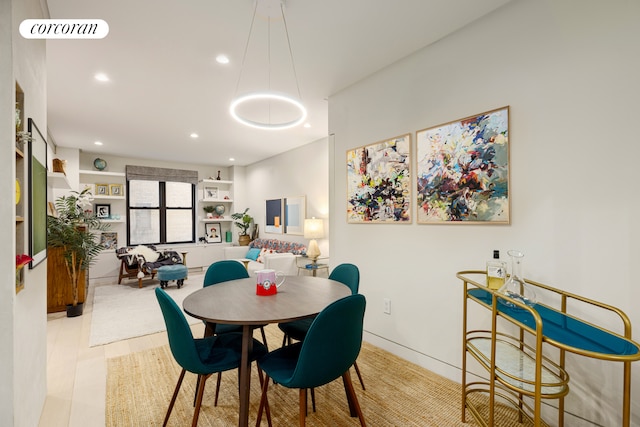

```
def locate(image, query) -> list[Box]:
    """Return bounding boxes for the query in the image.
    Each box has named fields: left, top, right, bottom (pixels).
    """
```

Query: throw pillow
left=246, top=247, right=261, bottom=261
left=256, top=248, right=270, bottom=263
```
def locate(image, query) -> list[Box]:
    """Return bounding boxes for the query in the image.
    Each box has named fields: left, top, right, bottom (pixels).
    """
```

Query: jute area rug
left=106, top=326, right=530, bottom=426
left=90, top=273, right=205, bottom=347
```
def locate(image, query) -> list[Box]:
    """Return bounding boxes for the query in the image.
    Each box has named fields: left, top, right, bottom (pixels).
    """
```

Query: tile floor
left=38, top=281, right=204, bottom=427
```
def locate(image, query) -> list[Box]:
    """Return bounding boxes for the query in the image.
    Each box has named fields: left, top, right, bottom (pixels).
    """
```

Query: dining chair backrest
left=328, top=263, right=360, bottom=295
left=155, top=287, right=210, bottom=375
left=203, top=260, right=249, bottom=287
left=285, top=294, right=366, bottom=389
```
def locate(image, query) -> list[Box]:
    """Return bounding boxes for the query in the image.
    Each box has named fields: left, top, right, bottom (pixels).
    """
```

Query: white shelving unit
left=80, top=169, right=126, bottom=250
left=198, top=178, right=234, bottom=241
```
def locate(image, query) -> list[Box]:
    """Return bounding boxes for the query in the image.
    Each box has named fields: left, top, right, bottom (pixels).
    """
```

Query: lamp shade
left=304, top=218, right=324, bottom=239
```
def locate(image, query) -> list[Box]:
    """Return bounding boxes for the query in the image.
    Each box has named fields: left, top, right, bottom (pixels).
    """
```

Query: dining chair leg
left=192, top=373, right=209, bottom=427
left=342, top=371, right=366, bottom=426
left=310, top=388, right=316, bottom=413
left=299, top=388, right=307, bottom=427
left=255, top=375, right=271, bottom=427
left=256, top=367, right=272, bottom=427
left=214, top=372, right=222, bottom=406
left=163, top=368, right=186, bottom=427
left=259, top=326, right=269, bottom=350
left=353, top=361, right=366, bottom=390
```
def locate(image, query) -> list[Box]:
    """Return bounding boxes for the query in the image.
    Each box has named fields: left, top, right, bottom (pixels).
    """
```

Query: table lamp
left=304, top=217, right=324, bottom=264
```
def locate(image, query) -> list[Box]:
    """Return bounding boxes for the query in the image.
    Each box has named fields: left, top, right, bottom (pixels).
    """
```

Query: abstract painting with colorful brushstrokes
left=416, top=106, right=510, bottom=224
left=347, top=134, right=411, bottom=223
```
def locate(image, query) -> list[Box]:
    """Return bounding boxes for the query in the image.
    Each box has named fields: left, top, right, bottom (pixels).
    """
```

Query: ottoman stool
left=157, top=264, right=188, bottom=289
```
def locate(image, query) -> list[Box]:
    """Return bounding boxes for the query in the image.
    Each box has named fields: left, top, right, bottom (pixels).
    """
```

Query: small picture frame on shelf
left=205, top=222, right=222, bottom=243
left=204, top=186, right=219, bottom=200
left=109, top=184, right=123, bottom=196
left=95, top=183, right=109, bottom=196
left=95, top=204, right=111, bottom=219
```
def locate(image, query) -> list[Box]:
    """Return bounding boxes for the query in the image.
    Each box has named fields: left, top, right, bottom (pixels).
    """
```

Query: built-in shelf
left=199, top=199, right=233, bottom=203
left=199, top=179, right=232, bottom=185
left=102, top=219, right=125, bottom=223
left=93, top=195, right=125, bottom=201
left=79, top=169, right=125, bottom=177
left=16, top=216, right=24, bottom=223
left=48, top=171, right=71, bottom=189
left=200, top=217, right=233, bottom=223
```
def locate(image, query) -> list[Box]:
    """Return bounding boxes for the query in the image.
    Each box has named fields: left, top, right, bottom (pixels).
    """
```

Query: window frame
left=126, top=180, right=196, bottom=246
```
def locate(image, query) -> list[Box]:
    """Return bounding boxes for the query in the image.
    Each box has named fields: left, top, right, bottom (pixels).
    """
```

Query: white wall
left=329, top=0, right=640, bottom=425
left=243, top=138, right=329, bottom=256
left=2, top=0, right=49, bottom=426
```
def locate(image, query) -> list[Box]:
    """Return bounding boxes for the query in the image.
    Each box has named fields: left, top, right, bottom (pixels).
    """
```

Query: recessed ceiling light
left=304, top=123, right=311, bottom=128
left=229, top=158, right=235, bottom=162
left=94, top=73, right=109, bottom=82
left=94, top=141, right=103, bottom=145
left=216, top=55, right=230, bottom=64
left=190, top=133, right=199, bottom=138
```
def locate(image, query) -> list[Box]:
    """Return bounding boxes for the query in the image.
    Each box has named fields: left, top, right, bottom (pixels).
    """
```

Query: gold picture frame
left=109, top=184, right=124, bottom=197
left=95, top=183, right=109, bottom=196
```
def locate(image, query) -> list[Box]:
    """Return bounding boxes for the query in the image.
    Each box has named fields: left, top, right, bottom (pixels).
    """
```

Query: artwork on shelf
left=265, top=198, right=283, bottom=234
left=284, top=196, right=305, bottom=235
left=95, top=183, right=109, bottom=196
left=205, top=222, right=222, bottom=243
left=203, top=187, right=219, bottom=200
left=346, top=133, right=411, bottom=223
left=416, top=106, right=510, bottom=224
left=109, top=184, right=123, bottom=196
left=95, top=204, right=111, bottom=219
left=100, top=232, right=118, bottom=250
left=28, top=118, right=47, bottom=268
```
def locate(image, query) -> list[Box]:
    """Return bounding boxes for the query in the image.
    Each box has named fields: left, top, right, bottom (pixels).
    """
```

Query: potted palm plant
left=231, top=208, right=253, bottom=246
left=47, top=188, right=110, bottom=317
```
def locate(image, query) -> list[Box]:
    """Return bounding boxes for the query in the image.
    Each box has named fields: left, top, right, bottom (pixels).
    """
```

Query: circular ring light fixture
left=230, top=92, right=307, bottom=130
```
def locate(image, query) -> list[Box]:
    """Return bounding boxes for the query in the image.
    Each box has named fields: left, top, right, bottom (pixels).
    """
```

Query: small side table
left=298, top=263, right=329, bottom=277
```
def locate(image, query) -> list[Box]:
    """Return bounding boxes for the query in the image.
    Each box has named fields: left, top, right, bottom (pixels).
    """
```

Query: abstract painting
left=265, top=198, right=283, bottom=234
left=28, top=118, right=48, bottom=268
left=347, top=134, right=411, bottom=223
left=284, top=196, right=305, bottom=235
left=416, top=106, right=510, bottom=224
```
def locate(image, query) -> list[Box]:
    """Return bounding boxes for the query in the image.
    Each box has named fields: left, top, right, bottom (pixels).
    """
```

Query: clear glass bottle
left=498, top=250, right=536, bottom=308
left=486, top=250, right=506, bottom=291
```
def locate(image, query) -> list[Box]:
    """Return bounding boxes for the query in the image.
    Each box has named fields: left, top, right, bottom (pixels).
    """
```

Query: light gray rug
left=89, top=273, right=204, bottom=347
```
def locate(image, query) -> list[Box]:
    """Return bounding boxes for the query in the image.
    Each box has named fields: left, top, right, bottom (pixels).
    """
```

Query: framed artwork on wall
left=28, top=118, right=48, bottom=268
left=346, top=133, right=411, bottom=223
left=284, top=196, right=305, bottom=235
left=416, top=106, right=510, bottom=224
left=205, top=222, right=222, bottom=243
left=265, top=198, right=283, bottom=234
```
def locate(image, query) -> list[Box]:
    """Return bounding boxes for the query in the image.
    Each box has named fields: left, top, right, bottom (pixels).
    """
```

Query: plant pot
left=238, top=235, right=251, bottom=246
left=66, top=302, right=84, bottom=318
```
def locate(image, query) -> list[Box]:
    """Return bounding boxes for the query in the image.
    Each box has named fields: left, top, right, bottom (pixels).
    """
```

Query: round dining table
left=183, top=275, right=351, bottom=427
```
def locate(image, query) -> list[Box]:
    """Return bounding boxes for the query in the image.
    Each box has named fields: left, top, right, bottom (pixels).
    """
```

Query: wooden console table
left=457, top=270, right=640, bottom=427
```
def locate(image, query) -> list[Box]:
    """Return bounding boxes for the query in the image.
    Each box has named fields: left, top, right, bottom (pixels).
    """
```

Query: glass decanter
left=498, top=250, right=536, bottom=308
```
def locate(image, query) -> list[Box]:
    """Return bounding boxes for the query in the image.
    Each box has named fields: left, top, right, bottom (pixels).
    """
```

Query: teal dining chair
left=154, top=287, right=269, bottom=427
left=256, top=294, right=367, bottom=427
left=278, top=263, right=365, bottom=392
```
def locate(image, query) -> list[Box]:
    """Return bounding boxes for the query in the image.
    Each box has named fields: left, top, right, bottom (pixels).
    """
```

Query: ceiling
left=46, top=0, right=511, bottom=167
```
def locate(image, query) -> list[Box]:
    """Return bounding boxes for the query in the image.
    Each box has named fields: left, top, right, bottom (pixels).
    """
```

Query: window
left=127, top=180, right=195, bottom=245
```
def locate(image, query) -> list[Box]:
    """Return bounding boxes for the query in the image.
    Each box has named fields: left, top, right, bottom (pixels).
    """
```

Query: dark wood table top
left=183, top=275, right=351, bottom=325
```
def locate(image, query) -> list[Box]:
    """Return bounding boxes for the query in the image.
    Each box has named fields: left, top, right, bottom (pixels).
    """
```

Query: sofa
left=223, top=238, right=307, bottom=276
